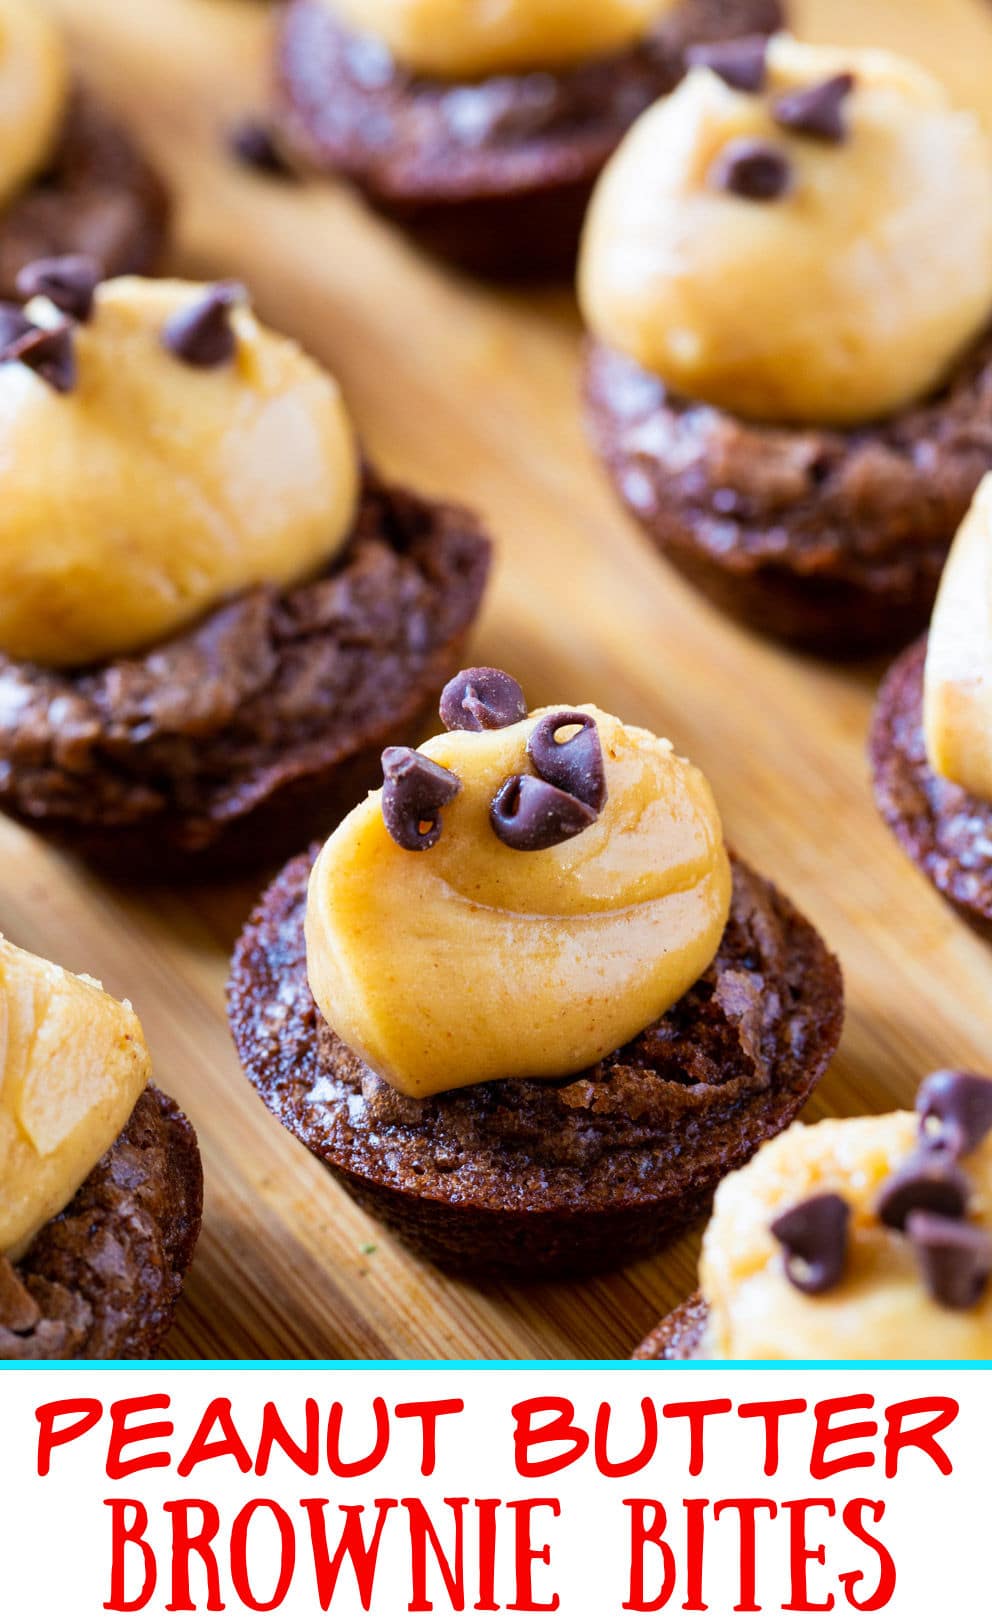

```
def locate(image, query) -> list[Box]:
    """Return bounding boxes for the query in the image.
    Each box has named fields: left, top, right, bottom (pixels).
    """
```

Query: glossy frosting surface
left=0, top=277, right=359, bottom=668
left=306, top=705, right=731, bottom=1097
left=580, top=36, right=992, bottom=425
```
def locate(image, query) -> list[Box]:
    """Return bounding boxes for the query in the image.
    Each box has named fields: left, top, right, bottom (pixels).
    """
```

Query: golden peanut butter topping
left=0, top=275, right=359, bottom=669
left=0, top=0, right=67, bottom=210
left=700, top=1095, right=992, bottom=1359
left=924, top=474, right=992, bottom=801
left=305, top=671, right=732, bottom=1099
left=321, top=0, right=677, bottom=78
left=579, top=34, right=992, bottom=426
left=0, top=938, right=151, bottom=1260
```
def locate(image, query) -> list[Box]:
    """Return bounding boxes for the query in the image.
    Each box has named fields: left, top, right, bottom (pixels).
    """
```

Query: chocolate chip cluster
left=380, top=667, right=608, bottom=854
left=0, top=253, right=103, bottom=392
left=690, top=37, right=855, bottom=203
left=0, top=259, right=245, bottom=395
left=771, top=1073, right=992, bottom=1311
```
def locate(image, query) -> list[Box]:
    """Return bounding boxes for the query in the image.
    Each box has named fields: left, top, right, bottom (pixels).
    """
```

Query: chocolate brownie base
left=0, top=478, right=490, bottom=879
left=0, top=91, right=169, bottom=299
left=0, top=1086, right=202, bottom=1360
left=633, top=1294, right=709, bottom=1360
left=274, top=0, right=782, bottom=279
left=870, top=636, right=992, bottom=930
left=228, top=851, right=843, bottom=1278
left=584, top=337, right=992, bottom=657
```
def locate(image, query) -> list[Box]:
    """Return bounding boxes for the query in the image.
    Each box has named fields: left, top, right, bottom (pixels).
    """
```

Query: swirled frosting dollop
left=0, top=275, right=359, bottom=668
left=700, top=1105, right=992, bottom=1359
left=305, top=677, right=731, bottom=1098
left=0, top=0, right=67, bottom=210
left=321, top=0, right=677, bottom=78
left=924, top=473, right=992, bottom=801
left=579, top=34, right=992, bottom=425
left=0, top=937, right=151, bottom=1259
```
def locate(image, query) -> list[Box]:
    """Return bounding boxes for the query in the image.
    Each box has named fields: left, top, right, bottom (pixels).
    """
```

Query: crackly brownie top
left=0, top=1086, right=201, bottom=1359
left=0, top=268, right=358, bottom=669
left=231, top=843, right=841, bottom=1207
left=580, top=34, right=992, bottom=426
left=0, top=479, right=489, bottom=832
left=304, top=669, right=732, bottom=1098
left=280, top=0, right=782, bottom=176
left=698, top=1075, right=992, bottom=1358
left=0, top=935, right=150, bottom=1261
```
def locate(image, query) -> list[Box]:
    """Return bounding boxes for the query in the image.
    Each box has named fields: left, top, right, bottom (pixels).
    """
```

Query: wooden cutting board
left=12, top=0, right=992, bottom=1360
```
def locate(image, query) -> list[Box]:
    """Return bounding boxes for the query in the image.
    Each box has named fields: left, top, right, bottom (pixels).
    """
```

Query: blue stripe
left=1, top=1358, right=989, bottom=1371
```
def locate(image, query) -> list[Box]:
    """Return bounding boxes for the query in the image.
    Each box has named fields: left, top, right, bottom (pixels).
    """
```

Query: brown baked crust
left=0, top=1086, right=202, bottom=1360
left=870, top=635, right=992, bottom=929
left=583, top=337, right=992, bottom=657
left=0, top=477, right=490, bottom=878
left=228, top=849, right=843, bottom=1278
left=633, top=1293, right=709, bottom=1359
left=273, top=0, right=783, bottom=278
left=0, top=91, right=169, bottom=298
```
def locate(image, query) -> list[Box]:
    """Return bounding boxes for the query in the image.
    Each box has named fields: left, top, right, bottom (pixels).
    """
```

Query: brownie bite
left=636, top=1073, right=992, bottom=1359
left=273, top=0, right=782, bottom=279
left=0, top=269, right=489, bottom=877
left=229, top=669, right=842, bottom=1278
left=0, top=938, right=202, bottom=1360
left=580, top=35, right=992, bottom=655
left=0, top=2, right=167, bottom=294
left=871, top=475, right=992, bottom=928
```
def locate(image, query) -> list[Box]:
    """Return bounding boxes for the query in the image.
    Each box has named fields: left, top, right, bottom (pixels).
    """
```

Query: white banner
left=1, top=1366, right=987, bottom=1617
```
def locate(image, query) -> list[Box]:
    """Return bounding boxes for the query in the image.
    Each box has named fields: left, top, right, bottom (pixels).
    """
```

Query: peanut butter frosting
left=0, top=274, right=359, bottom=669
left=924, top=473, right=992, bottom=802
left=321, top=0, right=678, bottom=78
left=700, top=1103, right=992, bottom=1358
left=306, top=672, right=731, bottom=1098
left=0, top=937, right=152, bottom=1260
left=579, top=34, right=992, bottom=426
left=0, top=0, right=67, bottom=211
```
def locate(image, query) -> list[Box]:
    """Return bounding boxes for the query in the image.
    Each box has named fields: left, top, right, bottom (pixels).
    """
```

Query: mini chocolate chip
left=772, top=73, right=855, bottom=143
left=907, top=1211, right=992, bottom=1311
left=917, top=1070, right=992, bottom=1159
left=381, top=745, right=460, bottom=852
left=490, top=775, right=596, bottom=852
left=0, top=302, right=32, bottom=350
left=15, top=253, right=103, bottom=321
left=1, top=320, right=75, bottom=393
left=686, top=35, right=768, bottom=93
left=876, top=1151, right=971, bottom=1231
left=527, top=710, right=607, bottom=813
left=229, top=120, right=294, bottom=178
left=161, top=281, right=245, bottom=367
left=771, top=1192, right=850, bottom=1295
left=439, top=667, right=527, bottom=732
left=710, top=138, right=792, bottom=201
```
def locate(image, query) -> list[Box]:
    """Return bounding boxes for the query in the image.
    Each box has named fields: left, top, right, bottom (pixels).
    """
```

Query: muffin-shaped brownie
left=0, top=0, right=168, bottom=295
left=0, top=936, right=202, bottom=1359
left=273, top=0, right=782, bottom=278
left=580, top=35, right=992, bottom=655
left=0, top=267, right=490, bottom=877
left=229, top=667, right=843, bottom=1277
left=636, top=1071, right=992, bottom=1358
left=871, top=474, right=992, bottom=928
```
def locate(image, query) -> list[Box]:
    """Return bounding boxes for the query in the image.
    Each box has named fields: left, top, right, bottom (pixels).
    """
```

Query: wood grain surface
left=11, top=0, right=992, bottom=1360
